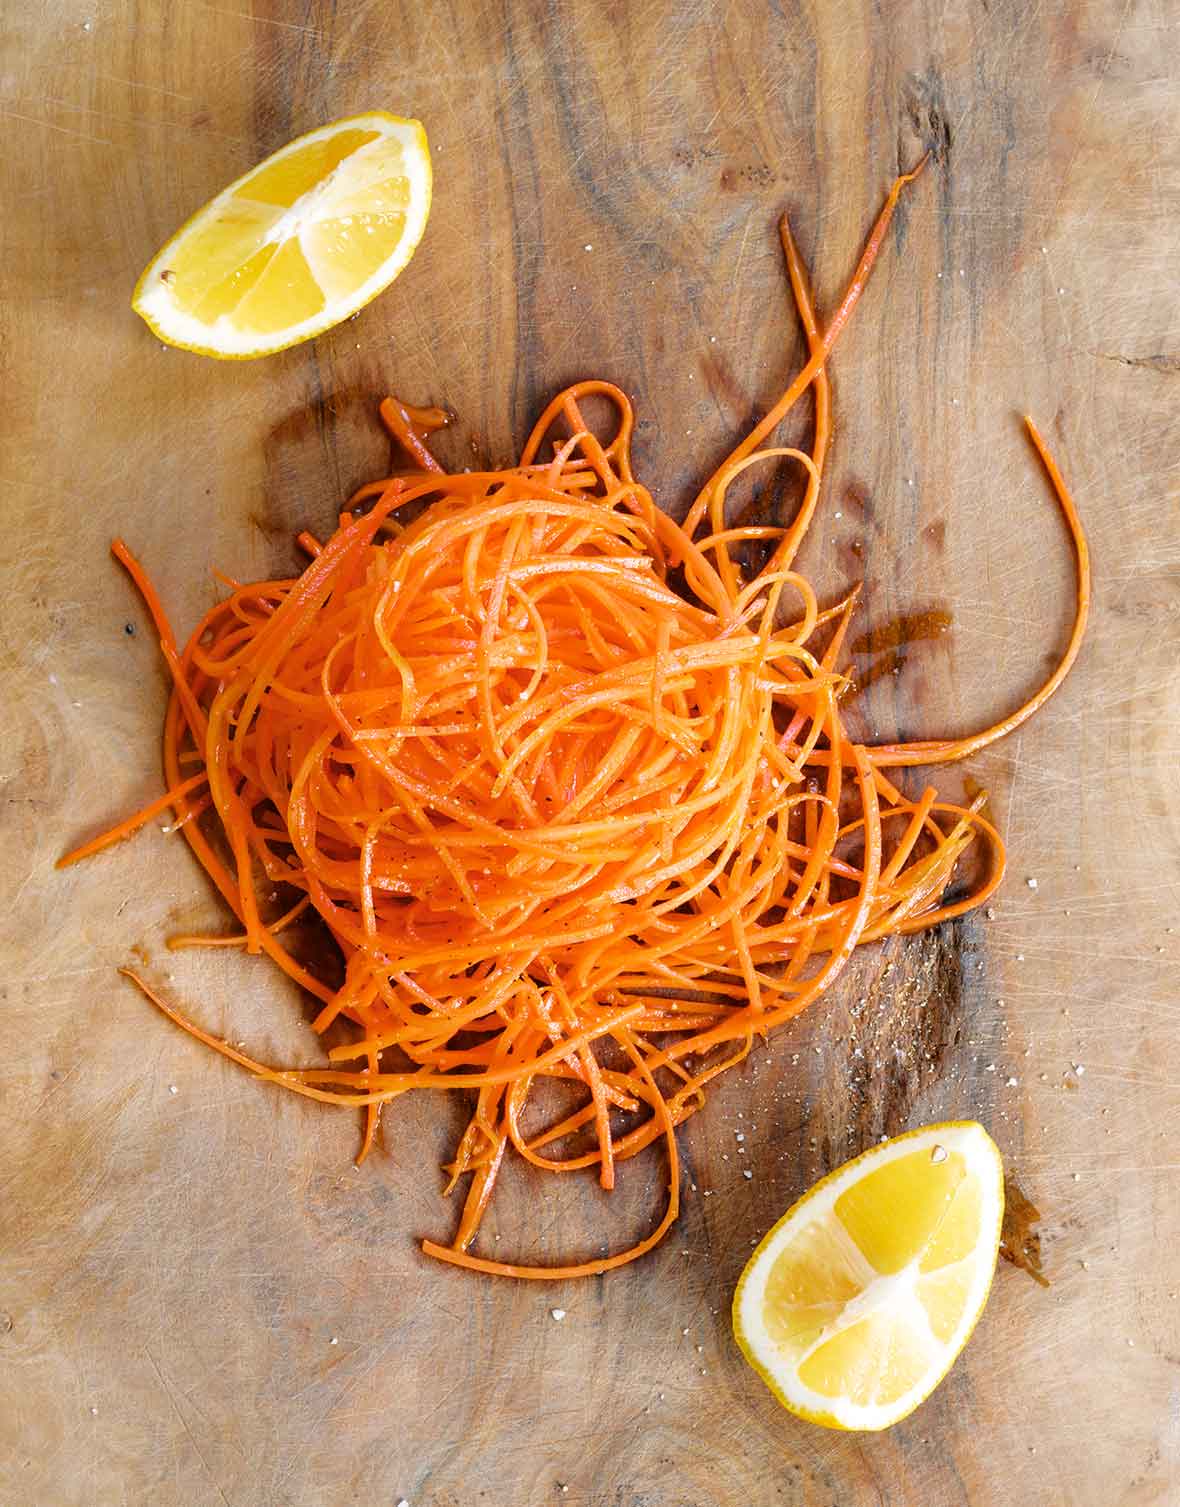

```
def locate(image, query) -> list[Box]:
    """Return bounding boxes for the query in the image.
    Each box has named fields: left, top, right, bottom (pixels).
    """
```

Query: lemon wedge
left=732, top=1121, right=1004, bottom=1431
left=132, top=111, right=432, bottom=359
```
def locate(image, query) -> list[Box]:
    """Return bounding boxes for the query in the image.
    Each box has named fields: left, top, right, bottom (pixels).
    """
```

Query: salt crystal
left=930, top=1145, right=948, bottom=1164
left=550, top=1308, right=566, bottom=1321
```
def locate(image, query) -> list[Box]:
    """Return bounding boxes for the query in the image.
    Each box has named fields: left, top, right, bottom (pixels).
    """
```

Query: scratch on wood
left=145, top=1349, right=235, bottom=1507
left=1049, top=0, right=1136, bottom=224
left=45, top=61, right=196, bottom=101
left=197, top=2, right=323, bottom=37
left=1090, top=350, right=1180, bottom=375
left=0, top=107, right=114, bottom=146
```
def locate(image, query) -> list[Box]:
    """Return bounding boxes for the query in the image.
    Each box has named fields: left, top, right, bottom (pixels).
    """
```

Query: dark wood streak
left=494, top=0, right=547, bottom=448
left=1093, top=350, right=1180, bottom=375
left=541, top=4, right=674, bottom=277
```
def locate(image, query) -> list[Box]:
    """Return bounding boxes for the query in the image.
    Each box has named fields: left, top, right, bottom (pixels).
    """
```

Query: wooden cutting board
left=3, top=3, right=1178, bottom=1504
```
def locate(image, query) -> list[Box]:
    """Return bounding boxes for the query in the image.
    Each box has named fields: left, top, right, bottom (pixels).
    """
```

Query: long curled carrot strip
left=64, top=163, right=1088, bottom=1278
left=866, top=418, right=1090, bottom=766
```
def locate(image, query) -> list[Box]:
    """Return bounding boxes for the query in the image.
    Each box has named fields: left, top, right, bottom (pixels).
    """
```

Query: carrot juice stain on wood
left=999, top=1174, right=1049, bottom=1287
left=847, top=607, right=953, bottom=693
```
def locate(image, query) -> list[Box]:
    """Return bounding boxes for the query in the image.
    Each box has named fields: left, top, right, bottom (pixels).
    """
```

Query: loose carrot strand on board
left=65, top=163, right=1089, bottom=1278
left=865, top=417, right=1091, bottom=767
left=56, top=771, right=208, bottom=868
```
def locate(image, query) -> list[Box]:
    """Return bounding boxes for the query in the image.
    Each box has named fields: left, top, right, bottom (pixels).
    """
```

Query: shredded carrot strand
left=866, top=417, right=1090, bottom=766
left=65, top=162, right=1089, bottom=1279
left=56, top=771, right=208, bottom=868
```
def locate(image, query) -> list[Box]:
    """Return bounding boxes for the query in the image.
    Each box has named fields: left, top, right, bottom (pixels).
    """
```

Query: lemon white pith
left=132, top=112, right=432, bottom=359
left=732, top=1121, right=1004, bottom=1431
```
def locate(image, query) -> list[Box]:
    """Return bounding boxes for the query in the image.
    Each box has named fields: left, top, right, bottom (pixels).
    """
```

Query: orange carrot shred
left=56, top=771, right=208, bottom=868
left=65, top=162, right=1089, bottom=1279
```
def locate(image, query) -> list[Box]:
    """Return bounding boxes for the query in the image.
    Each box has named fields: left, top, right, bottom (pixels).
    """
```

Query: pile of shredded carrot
left=60, top=160, right=1089, bottom=1279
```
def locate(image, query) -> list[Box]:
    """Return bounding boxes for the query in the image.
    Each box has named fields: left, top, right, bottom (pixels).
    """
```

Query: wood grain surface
left=3, top=2, right=1179, bottom=1504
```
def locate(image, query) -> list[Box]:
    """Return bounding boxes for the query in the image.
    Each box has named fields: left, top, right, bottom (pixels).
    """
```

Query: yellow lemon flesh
left=732, top=1121, right=1004, bottom=1431
left=132, top=112, right=431, bottom=359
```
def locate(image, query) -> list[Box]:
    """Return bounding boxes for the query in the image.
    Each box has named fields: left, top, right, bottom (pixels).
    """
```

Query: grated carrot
left=66, top=161, right=1088, bottom=1278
